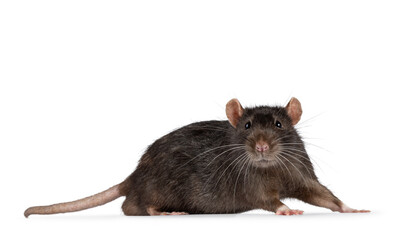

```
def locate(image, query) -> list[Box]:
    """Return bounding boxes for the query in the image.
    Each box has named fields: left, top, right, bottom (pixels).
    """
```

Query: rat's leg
left=261, top=190, right=304, bottom=215
left=121, top=197, right=148, bottom=216
left=296, top=180, right=370, bottom=213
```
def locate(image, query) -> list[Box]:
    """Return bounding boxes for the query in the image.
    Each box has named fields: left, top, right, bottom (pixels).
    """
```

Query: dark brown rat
left=24, top=98, right=369, bottom=217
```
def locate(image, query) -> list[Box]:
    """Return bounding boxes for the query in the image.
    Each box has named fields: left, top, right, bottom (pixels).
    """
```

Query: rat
left=24, top=98, right=369, bottom=217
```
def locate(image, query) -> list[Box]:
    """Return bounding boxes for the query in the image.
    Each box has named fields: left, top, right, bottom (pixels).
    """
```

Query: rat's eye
left=275, top=121, right=282, bottom=128
left=245, top=122, right=251, bottom=129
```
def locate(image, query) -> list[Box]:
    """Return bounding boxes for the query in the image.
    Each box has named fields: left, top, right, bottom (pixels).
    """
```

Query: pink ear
left=286, top=97, right=302, bottom=125
left=226, top=98, right=244, bottom=128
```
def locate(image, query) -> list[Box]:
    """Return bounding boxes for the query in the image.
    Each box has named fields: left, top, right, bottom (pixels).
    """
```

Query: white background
left=1, top=0, right=404, bottom=239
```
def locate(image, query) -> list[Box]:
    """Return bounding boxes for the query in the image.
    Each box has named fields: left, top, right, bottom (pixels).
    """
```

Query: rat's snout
left=255, top=140, right=269, bottom=152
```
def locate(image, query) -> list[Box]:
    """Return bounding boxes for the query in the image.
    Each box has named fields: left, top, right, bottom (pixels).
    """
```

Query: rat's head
left=226, top=98, right=303, bottom=168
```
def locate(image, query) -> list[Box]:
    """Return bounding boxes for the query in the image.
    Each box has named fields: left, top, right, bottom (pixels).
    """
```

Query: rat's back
left=144, top=120, right=233, bottom=166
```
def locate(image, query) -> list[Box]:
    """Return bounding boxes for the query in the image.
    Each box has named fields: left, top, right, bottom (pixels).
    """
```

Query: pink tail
left=24, top=183, right=123, bottom=218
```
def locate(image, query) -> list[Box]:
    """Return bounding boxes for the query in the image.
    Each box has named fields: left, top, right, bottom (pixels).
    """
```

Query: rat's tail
left=24, top=183, right=124, bottom=218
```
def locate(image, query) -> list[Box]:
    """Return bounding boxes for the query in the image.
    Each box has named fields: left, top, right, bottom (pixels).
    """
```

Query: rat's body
left=24, top=98, right=369, bottom=217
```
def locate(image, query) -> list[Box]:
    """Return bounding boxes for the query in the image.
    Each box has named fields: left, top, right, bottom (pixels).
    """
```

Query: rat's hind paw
left=147, top=207, right=189, bottom=216
left=340, top=209, right=370, bottom=213
left=339, top=204, right=370, bottom=213
left=160, top=212, right=189, bottom=215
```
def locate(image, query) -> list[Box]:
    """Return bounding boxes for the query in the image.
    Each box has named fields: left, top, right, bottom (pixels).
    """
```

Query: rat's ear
left=286, top=97, right=302, bottom=125
left=226, top=98, right=244, bottom=128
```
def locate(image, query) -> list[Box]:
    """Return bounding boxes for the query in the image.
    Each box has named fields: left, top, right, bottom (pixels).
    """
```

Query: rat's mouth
left=246, top=150, right=279, bottom=167
left=254, top=151, right=278, bottom=162
left=254, top=157, right=276, bottom=167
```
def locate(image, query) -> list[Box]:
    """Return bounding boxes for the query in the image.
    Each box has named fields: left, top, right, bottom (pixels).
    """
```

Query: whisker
left=223, top=153, right=249, bottom=185
left=296, top=112, right=324, bottom=128
left=274, top=156, right=296, bottom=189
left=179, top=144, right=246, bottom=168
left=201, top=151, right=246, bottom=192
left=279, top=146, right=308, bottom=156
left=233, top=156, right=250, bottom=212
left=302, top=141, right=332, bottom=154
left=277, top=153, right=310, bottom=188
left=277, top=142, right=305, bottom=146
left=280, top=147, right=323, bottom=173
left=210, top=152, right=248, bottom=191
left=203, top=146, right=246, bottom=169
left=273, top=134, right=294, bottom=143
left=243, top=155, right=253, bottom=194
left=279, top=150, right=314, bottom=177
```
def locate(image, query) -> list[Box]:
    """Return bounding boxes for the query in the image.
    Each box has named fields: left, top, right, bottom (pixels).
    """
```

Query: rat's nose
left=255, top=140, right=269, bottom=152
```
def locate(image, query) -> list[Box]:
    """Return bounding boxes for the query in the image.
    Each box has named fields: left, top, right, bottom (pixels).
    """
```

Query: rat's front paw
left=276, top=209, right=304, bottom=216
